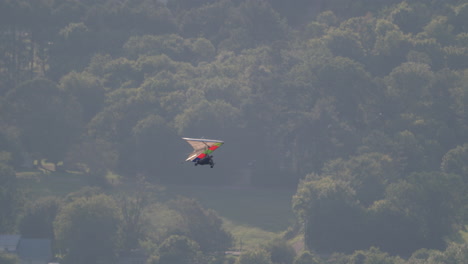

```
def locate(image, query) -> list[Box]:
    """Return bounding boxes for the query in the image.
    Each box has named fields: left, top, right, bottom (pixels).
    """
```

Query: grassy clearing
left=16, top=170, right=89, bottom=198
left=223, top=219, right=280, bottom=250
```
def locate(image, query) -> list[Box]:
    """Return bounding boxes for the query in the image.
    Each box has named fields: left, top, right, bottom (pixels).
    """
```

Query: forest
left=0, top=0, right=468, bottom=263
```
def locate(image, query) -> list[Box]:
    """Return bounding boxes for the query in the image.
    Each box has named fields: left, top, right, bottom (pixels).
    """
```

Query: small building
left=0, top=235, right=21, bottom=253
left=17, top=238, right=52, bottom=264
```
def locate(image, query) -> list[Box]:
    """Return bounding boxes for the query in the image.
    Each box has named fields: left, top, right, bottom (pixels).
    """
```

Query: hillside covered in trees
left=1, top=0, right=468, bottom=263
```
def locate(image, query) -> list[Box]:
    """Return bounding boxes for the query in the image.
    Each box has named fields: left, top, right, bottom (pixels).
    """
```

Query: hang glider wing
left=182, top=138, right=224, bottom=162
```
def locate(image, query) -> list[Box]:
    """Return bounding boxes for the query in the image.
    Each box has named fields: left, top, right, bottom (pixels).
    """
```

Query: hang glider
left=182, top=137, right=224, bottom=168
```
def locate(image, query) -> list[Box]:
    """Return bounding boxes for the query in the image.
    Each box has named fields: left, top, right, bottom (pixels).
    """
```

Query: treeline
left=0, top=176, right=233, bottom=263
left=1, top=0, right=468, bottom=262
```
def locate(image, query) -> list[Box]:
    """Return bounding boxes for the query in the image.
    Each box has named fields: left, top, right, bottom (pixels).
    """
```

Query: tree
left=168, top=197, right=233, bottom=253
left=380, top=172, right=466, bottom=254
left=391, top=130, right=425, bottom=174
left=48, top=22, right=94, bottom=79
left=0, top=162, right=22, bottom=233
left=293, top=251, right=321, bottom=264
left=315, top=56, right=375, bottom=124
left=339, top=15, right=377, bottom=54
left=174, top=99, right=242, bottom=138
left=54, top=194, right=122, bottom=264
left=441, top=143, right=468, bottom=182
left=321, top=152, right=399, bottom=207
left=452, top=3, right=468, bottom=33
left=264, top=238, right=296, bottom=264
left=407, top=243, right=468, bottom=264
left=220, top=0, right=288, bottom=51
left=125, top=114, right=176, bottom=178
left=423, top=16, right=455, bottom=46
left=292, top=175, right=364, bottom=253
left=5, top=78, right=83, bottom=164
left=349, top=247, right=401, bottom=264
left=324, top=28, right=365, bottom=63
left=123, top=34, right=189, bottom=62
left=191, top=38, right=216, bottom=63
left=429, top=243, right=468, bottom=264
left=385, top=62, right=434, bottom=116
left=236, top=248, right=272, bottom=264
left=100, top=57, right=140, bottom=89
left=118, top=180, right=162, bottom=251
left=178, top=0, right=232, bottom=40
left=157, top=235, right=202, bottom=264
left=0, top=124, right=22, bottom=168
left=19, top=196, right=62, bottom=239
left=59, top=71, right=105, bottom=122
left=371, top=22, right=412, bottom=75
left=390, top=2, right=430, bottom=34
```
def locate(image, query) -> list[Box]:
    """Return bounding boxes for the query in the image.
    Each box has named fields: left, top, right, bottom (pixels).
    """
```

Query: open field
left=16, top=170, right=296, bottom=248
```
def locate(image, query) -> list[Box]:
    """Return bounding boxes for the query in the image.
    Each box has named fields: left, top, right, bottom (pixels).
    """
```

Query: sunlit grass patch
left=223, top=218, right=279, bottom=250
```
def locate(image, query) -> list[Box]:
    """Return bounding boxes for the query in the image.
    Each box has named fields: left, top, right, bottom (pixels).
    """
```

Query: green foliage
left=124, top=34, right=189, bottom=61
left=4, top=78, right=83, bottom=164
left=369, top=171, right=466, bottom=254
left=236, top=248, right=272, bottom=264
left=191, top=38, right=216, bottom=63
left=54, top=194, right=122, bottom=264
left=423, top=16, right=455, bottom=45
left=407, top=243, right=468, bottom=264
left=324, top=28, right=365, bottom=62
left=117, top=181, right=162, bottom=251
left=0, top=252, right=19, bottom=264
left=59, top=71, right=105, bottom=122
left=293, top=251, right=322, bottom=264
left=178, top=0, right=232, bottom=40
left=0, top=128, right=22, bottom=168
left=390, top=2, right=430, bottom=34
left=293, top=159, right=466, bottom=255
left=441, top=143, right=468, bottom=181
left=168, top=197, right=233, bottom=253
left=322, top=153, right=398, bottom=206
left=0, top=163, right=22, bottom=233
left=349, top=247, right=401, bottom=264
left=157, top=235, right=202, bottom=264
left=19, top=196, right=62, bottom=239
left=1, top=0, right=468, bottom=260
left=220, top=0, right=288, bottom=51
left=264, top=238, right=296, bottom=264
left=292, top=175, right=364, bottom=253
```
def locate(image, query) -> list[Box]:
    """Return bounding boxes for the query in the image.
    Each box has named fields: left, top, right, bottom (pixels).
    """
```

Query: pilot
left=195, top=155, right=214, bottom=168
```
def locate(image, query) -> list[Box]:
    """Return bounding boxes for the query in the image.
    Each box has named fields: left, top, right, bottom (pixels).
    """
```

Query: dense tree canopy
left=1, top=0, right=467, bottom=261
left=54, top=194, right=122, bottom=264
